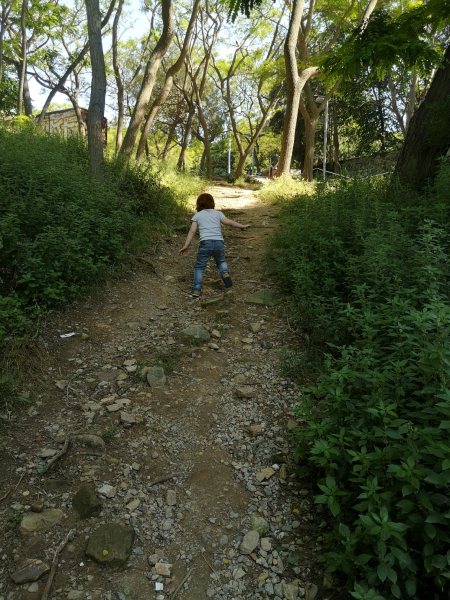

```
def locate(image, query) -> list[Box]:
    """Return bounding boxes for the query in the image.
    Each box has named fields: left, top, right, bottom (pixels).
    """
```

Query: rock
left=255, top=467, right=275, bottom=482
left=39, top=448, right=57, bottom=458
left=131, top=462, right=140, bottom=471
left=250, top=425, right=263, bottom=437
left=261, top=538, right=271, bottom=552
left=306, top=584, right=318, bottom=600
left=241, top=338, right=253, bottom=344
left=98, top=485, right=116, bottom=498
left=272, top=556, right=284, bottom=574
left=261, top=340, right=273, bottom=350
left=30, top=498, right=44, bottom=513
left=166, top=490, right=176, bottom=506
left=233, top=567, right=245, bottom=580
left=152, top=452, right=159, bottom=459
left=127, top=322, right=140, bottom=331
left=67, top=591, right=84, bottom=600
left=10, top=559, right=50, bottom=584
left=85, top=523, right=135, bottom=566
left=28, top=582, right=39, bottom=593
left=239, top=530, right=259, bottom=555
left=287, top=419, right=298, bottom=432
left=181, top=324, right=210, bottom=340
left=148, top=551, right=165, bottom=566
left=126, top=499, right=140, bottom=511
left=116, top=371, right=127, bottom=381
left=120, top=412, right=136, bottom=425
left=123, top=359, right=136, bottom=366
left=201, top=296, right=227, bottom=307
left=250, top=514, right=269, bottom=536
left=155, top=562, right=172, bottom=577
left=245, top=289, right=278, bottom=306
left=279, top=464, right=288, bottom=480
left=220, top=535, right=228, bottom=546
left=235, top=387, right=254, bottom=399
left=147, top=367, right=166, bottom=389
left=283, top=583, right=299, bottom=600
left=232, top=374, right=246, bottom=384
left=20, top=509, right=63, bottom=534
left=208, top=343, right=220, bottom=350
left=72, top=434, right=106, bottom=450
left=80, top=332, right=89, bottom=340
left=249, top=322, right=261, bottom=333
left=55, top=380, right=68, bottom=390
left=323, top=572, right=333, bottom=589
left=72, top=484, right=102, bottom=518
left=157, top=304, right=168, bottom=310
left=211, top=329, right=221, bottom=338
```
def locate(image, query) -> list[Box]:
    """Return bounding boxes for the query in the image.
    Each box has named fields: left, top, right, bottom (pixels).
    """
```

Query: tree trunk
left=0, top=2, right=9, bottom=88
left=22, top=71, right=32, bottom=116
left=199, top=148, right=206, bottom=175
left=85, top=0, right=107, bottom=182
left=112, top=0, right=125, bottom=152
left=162, top=119, right=178, bottom=160
left=333, top=97, right=340, bottom=173
left=17, top=0, right=27, bottom=115
left=135, top=0, right=200, bottom=162
left=177, top=107, right=194, bottom=170
left=405, top=72, right=417, bottom=131
left=302, top=116, right=318, bottom=181
left=395, top=45, right=450, bottom=188
left=36, top=0, right=116, bottom=128
left=119, top=0, right=174, bottom=158
left=386, top=70, right=406, bottom=136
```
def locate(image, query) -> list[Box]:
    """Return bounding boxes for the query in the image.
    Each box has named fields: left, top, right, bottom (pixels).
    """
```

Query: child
left=179, top=193, right=250, bottom=298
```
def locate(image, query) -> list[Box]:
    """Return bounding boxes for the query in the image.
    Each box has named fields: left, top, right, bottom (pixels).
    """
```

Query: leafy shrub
left=259, top=173, right=313, bottom=204
left=273, top=163, right=450, bottom=599
left=0, top=124, right=186, bottom=338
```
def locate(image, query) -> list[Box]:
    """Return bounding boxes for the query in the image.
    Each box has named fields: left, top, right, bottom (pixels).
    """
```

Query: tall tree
left=395, top=44, right=450, bottom=187
left=85, top=0, right=107, bottom=181
left=119, top=0, right=175, bottom=158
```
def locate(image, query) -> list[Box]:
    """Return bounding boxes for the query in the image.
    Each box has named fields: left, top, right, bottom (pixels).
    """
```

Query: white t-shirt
left=192, top=209, right=226, bottom=241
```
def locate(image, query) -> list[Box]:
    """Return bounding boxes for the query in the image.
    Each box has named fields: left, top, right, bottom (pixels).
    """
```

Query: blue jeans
left=192, top=240, right=229, bottom=292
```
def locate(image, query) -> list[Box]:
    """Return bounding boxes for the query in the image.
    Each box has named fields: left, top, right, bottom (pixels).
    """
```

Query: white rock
left=155, top=562, right=172, bottom=577
left=97, top=485, right=116, bottom=498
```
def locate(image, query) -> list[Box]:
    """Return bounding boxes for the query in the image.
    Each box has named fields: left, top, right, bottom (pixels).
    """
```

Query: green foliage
left=101, top=424, right=117, bottom=444
left=259, top=174, right=313, bottom=204
left=320, top=0, right=450, bottom=82
left=274, top=162, right=450, bottom=598
left=0, top=69, right=18, bottom=116
left=0, top=124, right=186, bottom=340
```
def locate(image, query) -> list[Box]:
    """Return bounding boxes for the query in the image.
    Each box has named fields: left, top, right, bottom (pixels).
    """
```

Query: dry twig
left=169, top=567, right=193, bottom=597
left=40, top=438, right=69, bottom=475
left=41, top=529, right=74, bottom=600
left=147, top=472, right=182, bottom=488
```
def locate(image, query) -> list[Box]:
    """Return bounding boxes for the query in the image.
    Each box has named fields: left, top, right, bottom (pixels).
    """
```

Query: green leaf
left=425, top=472, right=448, bottom=486
left=377, top=562, right=388, bottom=582
left=402, top=485, right=413, bottom=496
left=442, top=459, right=450, bottom=470
left=391, top=583, right=401, bottom=598
left=355, top=554, right=373, bottom=565
left=406, top=580, right=416, bottom=596
left=424, top=523, right=436, bottom=539
left=397, top=499, right=414, bottom=512
left=432, top=554, right=447, bottom=568
left=387, top=568, right=397, bottom=583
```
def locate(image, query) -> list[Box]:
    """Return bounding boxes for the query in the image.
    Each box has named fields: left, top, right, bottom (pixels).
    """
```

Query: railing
left=312, top=168, right=393, bottom=180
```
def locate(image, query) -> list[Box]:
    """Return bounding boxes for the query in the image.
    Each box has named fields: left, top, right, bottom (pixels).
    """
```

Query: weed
left=101, top=425, right=117, bottom=444
left=190, top=338, right=203, bottom=347
left=8, top=507, right=24, bottom=529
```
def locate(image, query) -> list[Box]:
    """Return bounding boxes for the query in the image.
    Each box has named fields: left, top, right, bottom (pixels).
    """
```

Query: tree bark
left=199, top=148, right=206, bottom=175
left=22, top=68, right=32, bottom=116
left=135, top=0, right=200, bottom=162
left=119, top=0, right=174, bottom=158
left=85, top=0, right=107, bottom=182
left=112, top=0, right=125, bottom=152
left=405, top=72, right=417, bottom=131
left=17, top=0, right=27, bottom=115
left=162, top=118, right=178, bottom=160
left=386, top=70, right=406, bottom=136
left=177, top=105, right=194, bottom=170
left=300, top=102, right=318, bottom=181
left=0, top=2, right=12, bottom=88
left=395, top=44, right=450, bottom=188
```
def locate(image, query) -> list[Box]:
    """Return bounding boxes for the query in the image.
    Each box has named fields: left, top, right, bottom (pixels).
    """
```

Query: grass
left=258, top=174, right=313, bottom=204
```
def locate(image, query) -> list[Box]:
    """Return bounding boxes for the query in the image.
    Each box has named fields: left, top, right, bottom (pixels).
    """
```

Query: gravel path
left=0, top=187, right=326, bottom=600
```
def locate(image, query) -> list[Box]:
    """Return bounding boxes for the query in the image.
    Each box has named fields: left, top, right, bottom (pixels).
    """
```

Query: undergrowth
left=258, top=173, right=313, bottom=204
left=272, top=162, right=450, bottom=599
left=0, top=124, right=191, bottom=340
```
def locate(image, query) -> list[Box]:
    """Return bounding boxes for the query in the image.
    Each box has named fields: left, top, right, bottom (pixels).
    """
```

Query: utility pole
left=228, top=129, right=231, bottom=175
left=323, top=99, right=329, bottom=181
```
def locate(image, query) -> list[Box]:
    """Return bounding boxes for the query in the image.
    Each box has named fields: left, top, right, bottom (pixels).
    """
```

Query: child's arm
left=179, top=221, right=198, bottom=254
left=220, top=217, right=251, bottom=230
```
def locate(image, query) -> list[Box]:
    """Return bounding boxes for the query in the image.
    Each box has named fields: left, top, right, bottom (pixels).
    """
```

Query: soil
left=0, top=187, right=333, bottom=600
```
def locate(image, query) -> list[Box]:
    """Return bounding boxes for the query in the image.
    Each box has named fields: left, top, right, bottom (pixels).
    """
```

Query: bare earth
left=0, top=187, right=328, bottom=600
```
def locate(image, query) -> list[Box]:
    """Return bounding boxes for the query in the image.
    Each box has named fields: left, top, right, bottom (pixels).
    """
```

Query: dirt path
left=0, top=187, right=325, bottom=600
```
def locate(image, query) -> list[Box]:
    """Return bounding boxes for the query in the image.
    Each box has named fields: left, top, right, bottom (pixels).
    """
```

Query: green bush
left=0, top=124, right=186, bottom=338
left=273, top=163, right=450, bottom=599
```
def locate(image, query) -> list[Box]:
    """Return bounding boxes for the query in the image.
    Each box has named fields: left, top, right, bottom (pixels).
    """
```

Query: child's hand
left=179, top=245, right=189, bottom=255
left=242, top=224, right=251, bottom=229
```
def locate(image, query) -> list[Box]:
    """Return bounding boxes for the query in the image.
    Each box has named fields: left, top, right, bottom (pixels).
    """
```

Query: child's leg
left=192, top=241, right=212, bottom=292
left=212, top=241, right=231, bottom=282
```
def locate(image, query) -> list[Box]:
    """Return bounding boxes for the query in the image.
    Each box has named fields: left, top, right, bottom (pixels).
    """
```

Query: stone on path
left=239, top=530, right=259, bottom=555
left=98, top=484, right=116, bottom=498
left=245, top=289, right=278, bottom=306
left=30, top=499, right=44, bottom=513
left=39, top=448, right=57, bottom=458
left=120, top=412, right=136, bottom=425
left=28, top=582, right=39, bottom=593
left=147, top=367, right=166, bottom=388
left=261, top=537, right=271, bottom=551
left=235, top=387, right=254, bottom=399
left=250, top=514, right=269, bottom=535
left=166, top=490, right=177, bottom=506
left=85, top=523, right=135, bottom=566
left=255, top=467, right=275, bottom=482
left=233, top=374, right=246, bottom=384
left=20, top=509, right=63, bottom=534
left=250, top=424, right=263, bottom=437
left=306, top=584, right=319, bottom=600
left=67, top=592, right=84, bottom=600
left=72, top=434, right=105, bottom=450
left=201, top=296, right=227, bottom=308
left=10, top=559, right=50, bottom=584
left=72, top=484, right=102, bottom=518
left=127, top=322, right=140, bottom=331
left=155, top=562, right=172, bottom=577
left=287, top=419, right=298, bottom=432
left=249, top=322, right=261, bottom=333
left=283, top=583, right=299, bottom=600
left=181, top=324, right=210, bottom=340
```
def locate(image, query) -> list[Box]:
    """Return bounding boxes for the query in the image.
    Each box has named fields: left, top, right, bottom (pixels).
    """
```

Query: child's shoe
left=222, top=273, right=233, bottom=288
left=190, top=290, right=201, bottom=299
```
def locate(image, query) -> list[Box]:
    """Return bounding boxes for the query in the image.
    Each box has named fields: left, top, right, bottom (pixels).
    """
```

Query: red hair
left=196, top=193, right=215, bottom=211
